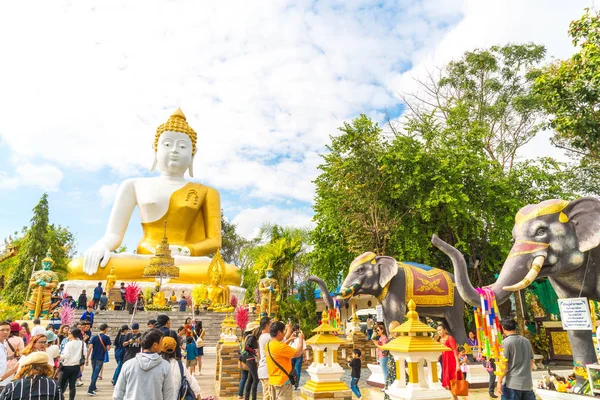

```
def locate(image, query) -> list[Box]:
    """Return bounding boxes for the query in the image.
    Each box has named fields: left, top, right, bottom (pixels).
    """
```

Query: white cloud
left=99, top=184, right=120, bottom=208
left=388, top=0, right=591, bottom=160
left=0, top=0, right=591, bottom=210
left=0, top=164, right=63, bottom=191
left=0, top=1, right=463, bottom=203
left=232, top=206, right=314, bottom=239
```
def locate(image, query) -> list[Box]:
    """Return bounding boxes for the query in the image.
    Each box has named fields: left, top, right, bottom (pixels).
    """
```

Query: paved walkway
left=74, top=350, right=563, bottom=399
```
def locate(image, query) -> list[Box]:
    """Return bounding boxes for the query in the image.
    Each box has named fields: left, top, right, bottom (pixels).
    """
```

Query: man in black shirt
left=123, top=323, right=142, bottom=363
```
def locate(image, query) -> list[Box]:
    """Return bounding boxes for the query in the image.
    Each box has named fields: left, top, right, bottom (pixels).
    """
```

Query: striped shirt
left=0, top=376, right=63, bottom=400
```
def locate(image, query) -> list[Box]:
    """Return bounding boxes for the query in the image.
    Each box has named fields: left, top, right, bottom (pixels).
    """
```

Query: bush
left=0, top=301, right=25, bottom=320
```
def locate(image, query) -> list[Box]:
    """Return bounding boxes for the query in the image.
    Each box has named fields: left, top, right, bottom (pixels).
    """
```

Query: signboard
left=558, top=297, right=592, bottom=331
left=376, top=305, right=383, bottom=322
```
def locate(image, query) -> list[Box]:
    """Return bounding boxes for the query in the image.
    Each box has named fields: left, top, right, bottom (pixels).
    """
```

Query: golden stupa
left=143, top=222, right=179, bottom=279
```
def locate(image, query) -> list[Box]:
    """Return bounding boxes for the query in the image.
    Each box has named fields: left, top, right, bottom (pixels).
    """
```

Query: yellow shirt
left=266, top=339, right=296, bottom=386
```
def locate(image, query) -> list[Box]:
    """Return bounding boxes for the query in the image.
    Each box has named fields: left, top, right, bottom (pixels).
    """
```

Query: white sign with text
left=558, top=297, right=592, bottom=331
left=376, top=305, right=383, bottom=322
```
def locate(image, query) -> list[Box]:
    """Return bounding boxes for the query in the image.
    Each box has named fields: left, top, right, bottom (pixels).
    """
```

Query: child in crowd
left=458, top=346, right=469, bottom=380
left=348, top=349, right=362, bottom=399
left=185, top=336, right=199, bottom=376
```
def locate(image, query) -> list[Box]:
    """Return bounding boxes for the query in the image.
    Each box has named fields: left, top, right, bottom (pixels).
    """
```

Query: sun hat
left=245, top=322, right=259, bottom=332
left=9, top=322, right=20, bottom=333
left=161, top=336, right=177, bottom=353
left=44, top=331, right=58, bottom=342
left=21, top=352, right=50, bottom=367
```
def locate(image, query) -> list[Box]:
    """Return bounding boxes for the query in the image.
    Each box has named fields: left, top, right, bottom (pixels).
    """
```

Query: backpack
left=177, top=360, right=196, bottom=400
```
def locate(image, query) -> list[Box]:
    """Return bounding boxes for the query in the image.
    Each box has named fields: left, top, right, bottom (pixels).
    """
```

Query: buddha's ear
left=188, top=155, right=195, bottom=178
left=151, top=153, right=157, bottom=172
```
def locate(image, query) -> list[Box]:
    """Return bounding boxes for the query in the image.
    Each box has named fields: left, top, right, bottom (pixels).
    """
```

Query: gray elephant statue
left=309, top=251, right=469, bottom=346
left=432, top=197, right=600, bottom=370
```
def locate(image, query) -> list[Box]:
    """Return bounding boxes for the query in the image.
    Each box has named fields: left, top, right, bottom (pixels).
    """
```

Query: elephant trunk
left=501, top=255, right=545, bottom=292
left=307, top=276, right=333, bottom=309
left=337, top=284, right=358, bottom=300
left=431, top=235, right=481, bottom=307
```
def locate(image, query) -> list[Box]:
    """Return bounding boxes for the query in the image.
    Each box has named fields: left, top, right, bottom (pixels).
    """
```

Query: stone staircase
left=88, top=310, right=239, bottom=347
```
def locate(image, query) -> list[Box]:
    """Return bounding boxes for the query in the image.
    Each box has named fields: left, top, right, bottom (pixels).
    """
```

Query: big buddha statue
left=68, top=109, right=240, bottom=286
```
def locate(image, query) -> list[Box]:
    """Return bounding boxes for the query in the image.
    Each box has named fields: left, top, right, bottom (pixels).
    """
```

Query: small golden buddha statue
left=530, top=293, right=546, bottom=318
left=67, top=109, right=240, bottom=286
left=259, top=263, right=279, bottom=317
left=153, top=290, right=167, bottom=308
left=25, top=249, right=59, bottom=320
left=206, top=251, right=232, bottom=311
left=105, top=266, right=117, bottom=292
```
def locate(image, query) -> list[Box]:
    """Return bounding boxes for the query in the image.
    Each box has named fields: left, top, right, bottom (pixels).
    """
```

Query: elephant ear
left=376, top=256, right=398, bottom=288
left=564, top=197, right=600, bottom=252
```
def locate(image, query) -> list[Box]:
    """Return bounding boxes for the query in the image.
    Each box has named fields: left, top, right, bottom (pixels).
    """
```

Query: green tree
left=220, top=214, right=249, bottom=266
left=311, top=115, right=399, bottom=287
left=3, top=194, right=50, bottom=304
left=534, top=9, right=600, bottom=190
left=2, top=194, right=77, bottom=304
left=311, top=113, right=575, bottom=288
left=397, top=43, right=547, bottom=171
left=278, top=281, right=318, bottom=335
left=240, top=224, right=311, bottom=304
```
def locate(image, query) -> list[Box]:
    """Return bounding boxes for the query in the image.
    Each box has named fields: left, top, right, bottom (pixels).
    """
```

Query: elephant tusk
left=502, top=255, right=545, bottom=292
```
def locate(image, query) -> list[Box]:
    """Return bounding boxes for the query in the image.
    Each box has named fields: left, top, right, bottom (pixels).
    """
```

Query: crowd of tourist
left=0, top=301, right=538, bottom=400
left=0, top=312, right=206, bottom=400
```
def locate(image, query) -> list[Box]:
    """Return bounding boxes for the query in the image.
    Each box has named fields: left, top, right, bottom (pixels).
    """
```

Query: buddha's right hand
left=83, top=245, right=112, bottom=275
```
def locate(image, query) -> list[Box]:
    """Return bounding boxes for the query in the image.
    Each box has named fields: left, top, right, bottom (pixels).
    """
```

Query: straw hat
left=21, top=352, right=50, bottom=367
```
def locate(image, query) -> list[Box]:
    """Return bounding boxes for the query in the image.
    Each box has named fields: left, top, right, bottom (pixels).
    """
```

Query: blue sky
left=0, top=0, right=590, bottom=255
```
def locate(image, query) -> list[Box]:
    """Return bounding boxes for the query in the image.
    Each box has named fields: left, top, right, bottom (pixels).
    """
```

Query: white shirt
left=0, top=341, right=9, bottom=386
left=31, top=326, right=46, bottom=337
left=291, top=337, right=306, bottom=351
left=168, top=359, right=201, bottom=399
left=257, top=333, right=270, bottom=379
left=61, top=339, right=87, bottom=366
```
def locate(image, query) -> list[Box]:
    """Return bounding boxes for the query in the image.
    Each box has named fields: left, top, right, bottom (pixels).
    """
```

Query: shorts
left=197, top=346, right=204, bottom=356
left=186, top=359, right=197, bottom=367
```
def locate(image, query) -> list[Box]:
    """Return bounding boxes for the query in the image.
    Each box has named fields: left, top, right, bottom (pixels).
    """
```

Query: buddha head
left=152, top=108, right=197, bottom=177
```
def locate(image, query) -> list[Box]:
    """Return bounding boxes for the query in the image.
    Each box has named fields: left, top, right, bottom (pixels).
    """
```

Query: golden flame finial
left=407, top=299, right=418, bottom=321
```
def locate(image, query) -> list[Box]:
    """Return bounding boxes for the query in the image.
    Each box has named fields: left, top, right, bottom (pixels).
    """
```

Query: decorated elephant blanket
left=399, top=261, right=454, bottom=307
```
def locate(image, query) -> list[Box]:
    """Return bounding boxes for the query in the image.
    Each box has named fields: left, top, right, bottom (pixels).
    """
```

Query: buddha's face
left=155, top=131, right=194, bottom=176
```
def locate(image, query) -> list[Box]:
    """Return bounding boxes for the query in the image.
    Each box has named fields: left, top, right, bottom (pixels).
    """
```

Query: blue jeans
left=238, top=369, right=249, bottom=397
left=350, top=377, right=361, bottom=398
left=367, top=329, right=373, bottom=340
left=88, top=359, right=103, bottom=392
left=379, top=356, right=389, bottom=380
left=501, top=385, right=536, bottom=400
left=292, top=356, right=303, bottom=388
left=112, top=354, right=124, bottom=385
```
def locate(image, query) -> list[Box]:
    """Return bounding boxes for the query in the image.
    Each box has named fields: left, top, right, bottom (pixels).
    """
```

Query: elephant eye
left=356, top=268, right=365, bottom=275
left=535, top=228, right=547, bottom=236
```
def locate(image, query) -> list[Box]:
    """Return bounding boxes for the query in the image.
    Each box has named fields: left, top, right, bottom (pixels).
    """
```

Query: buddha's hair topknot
left=154, top=108, right=197, bottom=155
